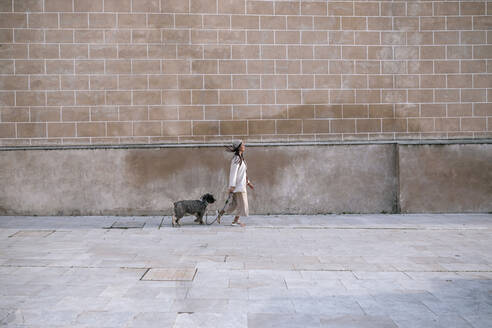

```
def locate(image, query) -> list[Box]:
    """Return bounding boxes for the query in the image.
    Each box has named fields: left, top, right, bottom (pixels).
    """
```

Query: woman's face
left=239, top=143, right=245, bottom=152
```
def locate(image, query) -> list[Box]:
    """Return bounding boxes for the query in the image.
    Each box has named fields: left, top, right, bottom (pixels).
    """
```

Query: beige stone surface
left=0, top=1, right=490, bottom=146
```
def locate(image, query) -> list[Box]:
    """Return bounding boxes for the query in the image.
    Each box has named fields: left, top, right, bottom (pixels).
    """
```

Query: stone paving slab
left=8, top=230, right=55, bottom=238
left=0, top=214, right=491, bottom=327
left=107, top=220, right=146, bottom=229
left=142, top=268, right=197, bottom=281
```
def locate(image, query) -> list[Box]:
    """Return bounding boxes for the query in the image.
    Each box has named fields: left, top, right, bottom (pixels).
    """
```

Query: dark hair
left=201, top=193, right=216, bottom=204
left=224, top=143, right=245, bottom=166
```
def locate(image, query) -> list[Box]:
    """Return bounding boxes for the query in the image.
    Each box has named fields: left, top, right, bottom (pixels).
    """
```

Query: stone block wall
left=0, top=0, right=491, bottom=146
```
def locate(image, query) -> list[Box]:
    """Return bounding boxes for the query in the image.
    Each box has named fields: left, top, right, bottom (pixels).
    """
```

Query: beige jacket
left=229, top=155, right=249, bottom=192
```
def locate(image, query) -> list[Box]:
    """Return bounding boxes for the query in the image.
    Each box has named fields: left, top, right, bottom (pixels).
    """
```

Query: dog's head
left=200, top=193, right=216, bottom=204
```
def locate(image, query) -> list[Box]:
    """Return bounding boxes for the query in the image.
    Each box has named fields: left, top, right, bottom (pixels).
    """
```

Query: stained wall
left=1, top=143, right=490, bottom=215
left=0, top=0, right=490, bottom=145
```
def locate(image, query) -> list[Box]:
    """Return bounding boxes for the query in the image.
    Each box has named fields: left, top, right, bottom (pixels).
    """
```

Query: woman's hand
left=247, top=181, right=254, bottom=190
left=228, top=186, right=235, bottom=193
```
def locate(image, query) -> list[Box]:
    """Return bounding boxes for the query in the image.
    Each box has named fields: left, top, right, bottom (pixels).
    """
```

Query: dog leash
left=205, top=191, right=233, bottom=225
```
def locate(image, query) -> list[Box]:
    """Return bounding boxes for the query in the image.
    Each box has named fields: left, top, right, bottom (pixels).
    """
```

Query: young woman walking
left=224, top=140, right=254, bottom=227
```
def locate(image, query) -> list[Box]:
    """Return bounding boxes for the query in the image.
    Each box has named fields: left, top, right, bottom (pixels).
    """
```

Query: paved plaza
left=0, top=213, right=491, bottom=327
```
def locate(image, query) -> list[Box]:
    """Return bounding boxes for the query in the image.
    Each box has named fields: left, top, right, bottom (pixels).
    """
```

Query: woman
left=224, top=140, right=254, bottom=227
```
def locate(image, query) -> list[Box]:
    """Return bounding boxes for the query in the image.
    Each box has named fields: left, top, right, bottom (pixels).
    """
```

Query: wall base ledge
left=1, top=138, right=491, bottom=152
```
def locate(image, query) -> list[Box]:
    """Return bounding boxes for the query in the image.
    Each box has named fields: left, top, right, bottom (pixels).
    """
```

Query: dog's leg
left=197, top=213, right=204, bottom=225
left=172, top=215, right=181, bottom=227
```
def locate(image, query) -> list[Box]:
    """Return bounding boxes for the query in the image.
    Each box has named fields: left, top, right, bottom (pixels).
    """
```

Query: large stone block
left=0, top=144, right=397, bottom=215
left=398, top=143, right=492, bottom=213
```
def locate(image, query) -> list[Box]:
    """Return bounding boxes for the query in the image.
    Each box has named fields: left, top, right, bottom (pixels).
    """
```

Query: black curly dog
left=172, top=193, right=216, bottom=227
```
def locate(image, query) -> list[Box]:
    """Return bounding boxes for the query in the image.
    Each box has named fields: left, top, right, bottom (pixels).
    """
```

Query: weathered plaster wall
left=399, top=143, right=492, bottom=213
left=0, top=143, right=490, bottom=216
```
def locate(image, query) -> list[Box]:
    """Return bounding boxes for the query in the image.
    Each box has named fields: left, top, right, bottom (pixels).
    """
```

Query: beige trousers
left=225, top=191, right=249, bottom=217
